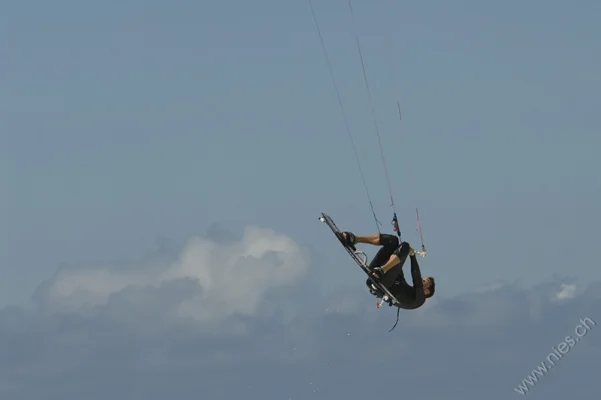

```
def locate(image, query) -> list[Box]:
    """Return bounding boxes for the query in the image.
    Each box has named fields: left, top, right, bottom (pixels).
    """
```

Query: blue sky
left=1, top=0, right=600, bottom=398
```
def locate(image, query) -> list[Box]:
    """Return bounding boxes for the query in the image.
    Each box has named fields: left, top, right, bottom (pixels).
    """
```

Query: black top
left=390, top=254, right=425, bottom=309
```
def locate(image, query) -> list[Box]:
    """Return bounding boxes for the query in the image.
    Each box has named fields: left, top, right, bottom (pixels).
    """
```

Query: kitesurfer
left=341, top=231, right=435, bottom=309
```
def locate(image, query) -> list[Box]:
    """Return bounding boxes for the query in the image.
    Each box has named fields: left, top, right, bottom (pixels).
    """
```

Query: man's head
left=422, top=277, right=435, bottom=298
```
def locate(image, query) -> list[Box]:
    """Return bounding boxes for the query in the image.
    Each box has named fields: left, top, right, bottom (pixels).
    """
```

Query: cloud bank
left=2, top=225, right=600, bottom=400
left=32, top=226, right=309, bottom=323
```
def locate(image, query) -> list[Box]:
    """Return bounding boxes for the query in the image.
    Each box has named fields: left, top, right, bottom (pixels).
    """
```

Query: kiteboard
left=319, top=212, right=401, bottom=307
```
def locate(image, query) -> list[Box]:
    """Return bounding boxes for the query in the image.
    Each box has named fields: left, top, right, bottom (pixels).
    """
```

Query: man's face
left=422, top=277, right=432, bottom=296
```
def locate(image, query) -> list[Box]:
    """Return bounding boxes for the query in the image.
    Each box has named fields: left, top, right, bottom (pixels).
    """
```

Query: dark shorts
left=366, top=234, right=411, bottom=289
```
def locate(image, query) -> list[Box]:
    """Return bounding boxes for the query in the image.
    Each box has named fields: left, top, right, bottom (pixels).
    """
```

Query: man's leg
left=380, top=242, right=411, bottom=273
left=340, top=231, right=401, bottom=291
left=353, top=233, right=381, bottom=246
left=341, top=232, right=381, bottom=248
left=365, top=234, right=399, bottom=270
left=371, top=241, right=412, bottom=288
left=360, top=234, right=399, bottom=292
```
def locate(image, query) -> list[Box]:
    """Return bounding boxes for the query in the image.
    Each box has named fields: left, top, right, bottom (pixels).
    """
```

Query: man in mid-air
left=341, top=231, right=435, bottom=309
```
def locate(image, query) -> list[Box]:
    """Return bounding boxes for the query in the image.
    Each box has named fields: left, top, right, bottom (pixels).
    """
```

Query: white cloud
left=34, top=226, right=310, bottom=322
left=555, top=283, right=577, bottom=300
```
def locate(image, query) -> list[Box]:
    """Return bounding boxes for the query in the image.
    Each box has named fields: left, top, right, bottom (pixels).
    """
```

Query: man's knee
left=393, top=241, right=411, bottom=260
left=379, top=234, right=399, bottom=248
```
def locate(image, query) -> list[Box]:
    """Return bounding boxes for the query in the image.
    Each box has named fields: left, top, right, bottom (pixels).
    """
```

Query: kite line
left=308, top=0, right=381, bottom=233
left=308, top=0, right=427, bottom=254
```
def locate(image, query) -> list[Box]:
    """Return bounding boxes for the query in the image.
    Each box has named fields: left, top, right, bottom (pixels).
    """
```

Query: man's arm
left=410, top=254, right=425, bottom=305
